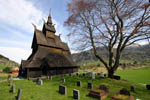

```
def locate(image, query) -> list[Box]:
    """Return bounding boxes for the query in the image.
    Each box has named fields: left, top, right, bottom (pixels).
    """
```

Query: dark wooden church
left=19, top=15, right=78, bottom=78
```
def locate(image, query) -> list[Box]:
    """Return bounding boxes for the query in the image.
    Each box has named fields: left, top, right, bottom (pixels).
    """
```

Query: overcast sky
left=0, top=0, right=70, bottom=63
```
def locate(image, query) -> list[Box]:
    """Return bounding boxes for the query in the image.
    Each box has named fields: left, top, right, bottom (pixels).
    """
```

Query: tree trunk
left=108, top=68, right=115, bottom=78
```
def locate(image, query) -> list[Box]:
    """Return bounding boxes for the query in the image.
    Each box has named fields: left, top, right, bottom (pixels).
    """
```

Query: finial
left=49, top=8, right=51, bottom=17
left=31, top=23, right=36, bottom=30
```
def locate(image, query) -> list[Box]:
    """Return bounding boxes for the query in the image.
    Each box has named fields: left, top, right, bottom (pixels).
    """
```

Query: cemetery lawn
left=0, top=75, right=150, bottom=100
left=116, top=67, right=150, bottom=84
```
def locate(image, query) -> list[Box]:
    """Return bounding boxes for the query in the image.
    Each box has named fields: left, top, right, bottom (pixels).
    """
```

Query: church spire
left=47, top=14, right=52, bottom=24
left=42, top=14, right=56, bottom=34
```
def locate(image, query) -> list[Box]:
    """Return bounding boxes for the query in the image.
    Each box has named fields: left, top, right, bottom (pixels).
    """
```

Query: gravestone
left=111, top=88, right=134, bottom=100
left=76, top=73, right=79, bottom=76
left=77, top=81, right=81, bottom=87
left=88, top=82, right=93, bottom=89
left=92, top=73, right=95, bottom=79
left=73, top=89, right=80, bottom=100
left=82, top=73, right=85, bottom=77
left=100, top=72, right=104, bottom=78
left=104, top=74, right=107, bottom=77
left=146, top=84, right=150, bottom=90
left=10, top=84, right=16, bottom=93
left=16, top=88, right=22, bottom=100
left=61, top=78, right=65, bottom=83
left=59, top=85, right=67, bottom=95
left=119, top=88, right=130, bottom=96
left=130, top=86, right=135, bottom=92
left=37, top=79, right=43, bottom=85
left=113, top=75, right=121, bottom=80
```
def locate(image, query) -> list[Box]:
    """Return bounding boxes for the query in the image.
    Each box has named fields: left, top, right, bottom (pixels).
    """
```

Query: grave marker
left=59, top=85, right=67, bottom=95
left=130, top=86, right=135, bottom=92
left=100, top=72, right=104, bottom=78
left=76, top=73, right=79, bottom=76
left=88, top=82, right=93, bottom=89
left=92, top=73, right=95, bottom=79
left=37, top=79, right=43, bottom=85
left=77, top=81, right=81, bottom=87
left=73, top=89, right=80, bottom=100
left=16, top=88, right=22, bottom=100
left=82, top=73, right=85, bottom=77
left=113, top=75, right=121, bottom=80
left=146, top=84, right=150, bottom=90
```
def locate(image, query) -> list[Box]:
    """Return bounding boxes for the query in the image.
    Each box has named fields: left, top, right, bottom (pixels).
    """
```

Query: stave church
left=19, top=15, right=78, bottom=78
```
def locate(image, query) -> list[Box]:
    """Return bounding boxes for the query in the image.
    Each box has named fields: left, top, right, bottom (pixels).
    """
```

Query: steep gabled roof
left=33, top=29, right=69, bottom=51
left=22, top=47, right=77, bottom=68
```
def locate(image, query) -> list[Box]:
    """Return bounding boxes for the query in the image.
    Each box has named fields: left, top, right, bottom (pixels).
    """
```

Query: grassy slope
left=116, top=67, right=150, bottom=84
left=0, top=75, right=150, bottom=100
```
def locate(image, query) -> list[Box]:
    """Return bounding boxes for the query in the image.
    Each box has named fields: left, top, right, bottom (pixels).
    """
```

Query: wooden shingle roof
left=22, top=47, right=77, bottom=68
left=34, top=29, right=69, bottom=51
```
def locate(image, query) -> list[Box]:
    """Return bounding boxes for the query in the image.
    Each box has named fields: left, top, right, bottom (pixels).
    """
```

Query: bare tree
left=64, top=0, right=150, bottom=78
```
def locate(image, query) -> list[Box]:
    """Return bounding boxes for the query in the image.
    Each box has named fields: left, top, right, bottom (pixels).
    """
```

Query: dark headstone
left=104, top=74, right=107, bottom=77
left=146, top=84, right=150, bottom=90
left=73, top=89, right=80, bottom=100
left=130, top=86, right=135, bottom=92
left=16, top=88, right=22, bottom=100
left=119, top=88, right=130, bottom=96
left=82, top=73, right=85, bottom=77
left=76, top=73, right=79, bottom=76
left=59, top=85, right=67, bottom=95
left=77, top=81, right=81, bottom=87
left=88, top=83, right=93, bottom=89
left=113, top=75, right=121, bottom=80
left=10, top=84, right=16, bottom=93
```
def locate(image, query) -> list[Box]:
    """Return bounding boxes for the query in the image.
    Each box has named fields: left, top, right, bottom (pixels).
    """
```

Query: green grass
left=0, top=75, right=150, bottom=100
left=116, top=67, right=150, bottom=84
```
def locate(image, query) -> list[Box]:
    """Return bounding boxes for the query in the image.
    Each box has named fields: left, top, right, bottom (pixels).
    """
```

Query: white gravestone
left=92, top=73, right=95, bottom=79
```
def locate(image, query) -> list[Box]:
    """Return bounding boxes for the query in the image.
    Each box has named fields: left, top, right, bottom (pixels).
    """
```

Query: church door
left=42, top=65, right=48, bottom=76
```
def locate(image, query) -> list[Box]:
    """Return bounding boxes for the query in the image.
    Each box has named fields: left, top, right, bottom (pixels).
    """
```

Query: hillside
left=0, top=54, right=19, bottom=71
left=72, top=44, right=150, bottom=65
